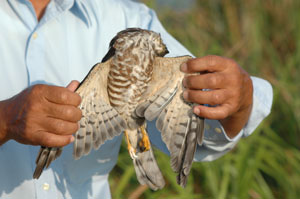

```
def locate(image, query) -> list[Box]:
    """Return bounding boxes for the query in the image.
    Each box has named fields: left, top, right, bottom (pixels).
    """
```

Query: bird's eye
left=154, top=38, right=162, bottom=44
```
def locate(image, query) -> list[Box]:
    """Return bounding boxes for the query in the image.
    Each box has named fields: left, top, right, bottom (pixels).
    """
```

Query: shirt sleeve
left=123, top=2, right=273, bottom=161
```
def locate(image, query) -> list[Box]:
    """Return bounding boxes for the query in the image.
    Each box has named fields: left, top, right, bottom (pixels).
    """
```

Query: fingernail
left=180, top=63, right=187, bottom=72
left=70, top=136, right=75, bottom=143
left=194, top=107, right=200, bottom=115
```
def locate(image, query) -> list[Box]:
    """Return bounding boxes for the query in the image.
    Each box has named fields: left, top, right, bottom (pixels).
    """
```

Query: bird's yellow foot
left=124, top=130, right=138, bottom=159
left=138, top=125, right=150, bottom=152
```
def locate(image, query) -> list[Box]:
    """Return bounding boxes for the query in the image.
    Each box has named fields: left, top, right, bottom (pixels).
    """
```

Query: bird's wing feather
left=34, top=59, right=126, bottom=178
left=135, top=56, right=189, bottom=119
left=135, top=56, right=205, bottom=187
left=33, top=147, right=63, bottom=179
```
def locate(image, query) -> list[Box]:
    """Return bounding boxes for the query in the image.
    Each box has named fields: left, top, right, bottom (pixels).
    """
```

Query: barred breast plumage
left=108, top=30, right=155, bottom=118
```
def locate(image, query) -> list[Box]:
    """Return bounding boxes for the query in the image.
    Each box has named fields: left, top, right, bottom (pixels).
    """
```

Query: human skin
left=30, top=0, right=50, bottom=20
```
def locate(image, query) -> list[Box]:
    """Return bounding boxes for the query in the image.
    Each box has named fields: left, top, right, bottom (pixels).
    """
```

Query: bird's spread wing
left=34, top=59, right=126, bottom=178
left=74, top=59, right=127, bottom=159
left=135, top=56, right=205, bottom=187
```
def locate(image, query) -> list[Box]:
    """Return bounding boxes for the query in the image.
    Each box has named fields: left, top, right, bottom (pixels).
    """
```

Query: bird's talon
left=129, top=147, right=138, bottom=159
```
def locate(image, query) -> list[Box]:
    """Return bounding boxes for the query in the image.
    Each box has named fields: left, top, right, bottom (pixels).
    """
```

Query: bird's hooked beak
left=158, top=45, right=169, bottom=57
left=164, top=47, right=169, bottom=55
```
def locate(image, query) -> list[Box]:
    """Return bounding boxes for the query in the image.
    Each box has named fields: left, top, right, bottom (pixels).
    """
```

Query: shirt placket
left=26, top=29, right=47, bottom=85
left=7, top=1, right=66, bottom=198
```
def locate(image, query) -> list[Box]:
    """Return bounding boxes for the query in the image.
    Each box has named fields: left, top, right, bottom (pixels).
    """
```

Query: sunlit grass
left=109, top=0, right=300, bottom=198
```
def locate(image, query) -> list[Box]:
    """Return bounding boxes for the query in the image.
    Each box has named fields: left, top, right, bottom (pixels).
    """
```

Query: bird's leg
left=138, top=125, right=151, bottom=152
left=124, top=130, right=138, bottom=159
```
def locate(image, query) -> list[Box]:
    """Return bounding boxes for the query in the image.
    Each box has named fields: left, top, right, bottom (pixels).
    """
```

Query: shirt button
left=43, top=183, right=50, bottom=191
left=215, top=127, right=222, bottom=134
left=32, top=32, right=38, bottom=39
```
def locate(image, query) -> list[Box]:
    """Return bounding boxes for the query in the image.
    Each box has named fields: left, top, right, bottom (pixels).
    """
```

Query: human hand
left=180, top=55, right=253, bottom=138
left=0, top=81, right=82, bottom=146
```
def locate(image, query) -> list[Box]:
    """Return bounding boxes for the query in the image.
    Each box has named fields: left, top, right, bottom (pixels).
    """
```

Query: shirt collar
left=72, top=0, right=92, bottom=28
left=7, top=0, right=91, bottom=28
left=50, top=0, right=92, bottom=28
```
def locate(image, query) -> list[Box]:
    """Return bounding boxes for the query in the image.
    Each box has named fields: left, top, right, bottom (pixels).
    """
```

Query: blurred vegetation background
left=109, top=0, right=300, bottom=198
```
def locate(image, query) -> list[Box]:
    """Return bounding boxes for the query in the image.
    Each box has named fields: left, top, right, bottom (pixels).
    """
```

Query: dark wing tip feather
left=33, top=147, right=63, bottom=179
left=176, top=173, right=188, bottom=188
left=197, top=116, right=205, bottom=146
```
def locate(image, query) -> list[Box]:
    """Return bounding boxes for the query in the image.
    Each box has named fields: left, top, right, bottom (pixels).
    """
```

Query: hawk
left=33, top=28, right=204, bottom=190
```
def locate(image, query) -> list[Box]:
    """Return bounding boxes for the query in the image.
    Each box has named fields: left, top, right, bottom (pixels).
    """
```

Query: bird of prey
left=33, top=28, right=204, bottom=190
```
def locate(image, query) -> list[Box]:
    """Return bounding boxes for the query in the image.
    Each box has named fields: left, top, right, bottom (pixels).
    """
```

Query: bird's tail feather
left=133, top=145, right=165, bottom=190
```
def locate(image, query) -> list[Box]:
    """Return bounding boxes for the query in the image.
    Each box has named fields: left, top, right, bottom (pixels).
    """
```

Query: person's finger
left=183, top=73, right=227, bottom=89
left=42, top=117, right=79, bottom=136
left=32, top=131, right=74, bottom=147
left=45, top=103, right=82, bottom=122
left=180, top=55, right=230, bottom=73
left=183, top=89, right=227, bottom=106
left=66, top=80, right=80, bottom=92
left=45, top=86, right=81, bottom=106
left=193, top=104, right=232, bottom=120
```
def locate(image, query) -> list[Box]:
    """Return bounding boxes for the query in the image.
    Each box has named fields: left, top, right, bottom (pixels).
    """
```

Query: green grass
left=109, top=0, right=300, bottom=198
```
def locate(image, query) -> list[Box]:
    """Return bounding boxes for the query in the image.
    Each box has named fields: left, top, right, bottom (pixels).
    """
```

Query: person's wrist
left=220, top=75, right=253, bottom=138
left=0, top=100, right=11, bottom=145
left=240, top=73, right=253, bottom=112
left=230, top=71, right=253, bottom=123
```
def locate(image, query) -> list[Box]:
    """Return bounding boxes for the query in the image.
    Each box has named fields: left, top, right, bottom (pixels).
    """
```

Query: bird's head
left=103, top=28, right=169, bottom=62
left=150, top=33, right=169, bottom=57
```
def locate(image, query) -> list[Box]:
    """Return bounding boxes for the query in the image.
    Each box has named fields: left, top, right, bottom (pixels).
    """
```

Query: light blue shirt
left=0, top=0, right=273, bottom=198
